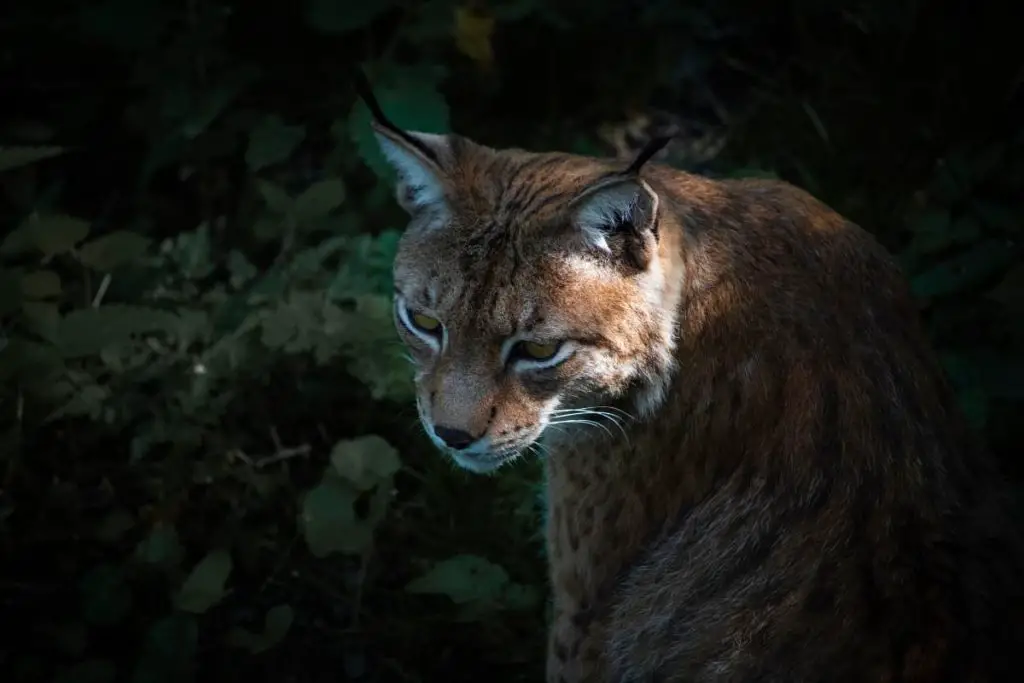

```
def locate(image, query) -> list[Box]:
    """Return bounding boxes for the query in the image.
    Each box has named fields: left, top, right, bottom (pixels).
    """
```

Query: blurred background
left=0, top=0, right=1021, bottom=681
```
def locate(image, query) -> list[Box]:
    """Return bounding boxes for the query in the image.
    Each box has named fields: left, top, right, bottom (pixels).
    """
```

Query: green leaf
left=246, top=115, right=305, bottom=171
left=22, top=301, right=61, bottom=338
left=929, top=152, right=972, bottom=204
left=957, top=386, right=988, bottom=430
left=227, top=250, right=258, bottom=288
left=259, top=305, right=301, bottom=349
left=405, top=554, right=510, bottom=605
left=292, top=235, right=350, bottom=276
left=78, top=231, right=152, bottom=270
left=226, top=604, right=295, bottom=654
left=95, top=509, right=135, bottom=543
left=46, top=383, right=111, bottom=422
left=942, top=215, right=982, bottom=249
left=51, top=305, right=181, bottom=358
left=20, top=270, right=62, bottom=298
left=0, top=145, right=64, bottom=172
left=907, top=208, right=949, bottom=237
left=0, top=225, right=33, bottom=255
left=131, top=615, right=197, bottom=683
left=173, top=548, right=233, bottom=614
left=330, top=434, right=401, bottom=491
left=80, top=564, right=133, bottom=626
left=134, top=524, right=184, bottom=572
left=0, top=269, right=22, bottom=315
left=181, top=79, right=253, bottom=140
left=294, top=178, right=346, bottom=223
left=260, top=603, right=295, bottom=645
left=256, top=179, right=293, bottom=214
left=348, top=71, right=450, bottom=182
left=299, top=476, right=372, bottom=557
left=334, top=294, right=414, bottom=401
left=502, top=582, right=542, bottom=610
left=306, top=0, right=399, bottom=34
left=21, top=213, right=91, bottom=257
left=252, top=215, right=283, bottom=242
left=910, top=239, right=1017, bottom=298
left=52, top=659, right=117, bottom=683
left=950, top=351, right=1024, bottom=401
left=327, top=230, right=401, bottom=298
left=972, top=200, right=1019, bottom=233
left=988, top=264, right=1024, bottom=308
left=0, top=338, right=64, bottom=387
left=167, top=224, right=214, bottom=279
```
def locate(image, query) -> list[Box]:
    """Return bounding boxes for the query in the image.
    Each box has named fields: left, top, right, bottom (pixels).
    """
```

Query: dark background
left=1, top=0, right=1021, bottom=681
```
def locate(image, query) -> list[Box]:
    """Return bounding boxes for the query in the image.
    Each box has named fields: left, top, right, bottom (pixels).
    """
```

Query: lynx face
left=376, top=125, right=679, bottom=473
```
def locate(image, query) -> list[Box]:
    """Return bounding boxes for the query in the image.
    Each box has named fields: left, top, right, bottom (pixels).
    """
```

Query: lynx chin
left=366, top=89, right=1024, bottom=682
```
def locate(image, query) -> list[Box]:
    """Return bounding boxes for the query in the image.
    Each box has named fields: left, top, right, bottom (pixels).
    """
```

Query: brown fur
left=375, top=123, right=1024, bottom=682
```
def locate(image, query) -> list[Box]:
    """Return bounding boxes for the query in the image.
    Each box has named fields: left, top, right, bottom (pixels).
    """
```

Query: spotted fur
left=375, top=121, right=1024, bottom=682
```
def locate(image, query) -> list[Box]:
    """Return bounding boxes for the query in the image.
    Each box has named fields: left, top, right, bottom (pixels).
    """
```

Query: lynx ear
left=570, top=134, right=669, bottom=268
left=372, top=122, right=450, bottom=215
left=353, top=68, right=450, bottom=216
left=570, top=177, right=660, bottom=269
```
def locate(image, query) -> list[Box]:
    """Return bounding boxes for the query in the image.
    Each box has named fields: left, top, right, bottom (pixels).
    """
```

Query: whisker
left=594, top=407, right=636, bottom=425
left=526, top=443, right=542, bottom=461
left=551, top=405, right=635, bottom=421
left=543, top=423, right=570, bottom=443
left=548, top=418, right=615, bottom=441
left=556, top=411, right=626, bottom=435
left=549, top=407, right=633, bottom=443
left=530, top=441, right=552, bottom=459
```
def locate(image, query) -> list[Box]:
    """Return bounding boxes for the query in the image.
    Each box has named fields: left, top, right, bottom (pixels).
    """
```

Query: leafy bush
left=0, top=0, right=1020, bottom=681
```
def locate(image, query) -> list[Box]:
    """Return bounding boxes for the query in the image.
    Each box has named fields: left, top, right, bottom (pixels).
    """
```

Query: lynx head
left=373, top=119, right=681, bottom=473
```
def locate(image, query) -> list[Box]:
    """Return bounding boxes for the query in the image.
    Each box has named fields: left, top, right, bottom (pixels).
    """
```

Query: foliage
left=0, top=0, right=1020, bottom=681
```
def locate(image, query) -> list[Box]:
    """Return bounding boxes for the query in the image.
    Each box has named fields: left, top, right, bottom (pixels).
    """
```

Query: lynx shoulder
left=366, top=104, right=1024, bottom=682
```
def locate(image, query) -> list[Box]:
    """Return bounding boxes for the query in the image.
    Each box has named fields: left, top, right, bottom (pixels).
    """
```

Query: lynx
left=361, top=82, right=1024, bottom=681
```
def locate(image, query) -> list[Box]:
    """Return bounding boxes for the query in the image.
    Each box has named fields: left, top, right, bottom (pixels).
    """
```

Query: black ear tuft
left=352, top=67, right=442, bottom=166
left=623, top=135, right=673, bottom=176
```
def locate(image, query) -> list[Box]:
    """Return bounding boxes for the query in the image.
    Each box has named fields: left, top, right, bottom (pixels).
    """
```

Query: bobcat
left=362, top=84, right=1024, bottom=682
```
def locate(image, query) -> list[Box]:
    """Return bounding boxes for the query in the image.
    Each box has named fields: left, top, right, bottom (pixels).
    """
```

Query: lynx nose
left=433, top=425, right=477, bottom=450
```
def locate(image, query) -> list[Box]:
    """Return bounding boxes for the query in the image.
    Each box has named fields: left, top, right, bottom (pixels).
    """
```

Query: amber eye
left=516, top=340, right=560, bottom=361
left=411, top=312, right=442, bottom=334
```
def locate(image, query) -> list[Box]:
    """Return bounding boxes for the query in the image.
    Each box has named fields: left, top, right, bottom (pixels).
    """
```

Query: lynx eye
left=516, top=341, right=561, bottom=361
left=503, top=336, right=573, bottom=370
left=396, top=299, right=443, bottom=347
left=411, top=312, right=442, bottom=333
